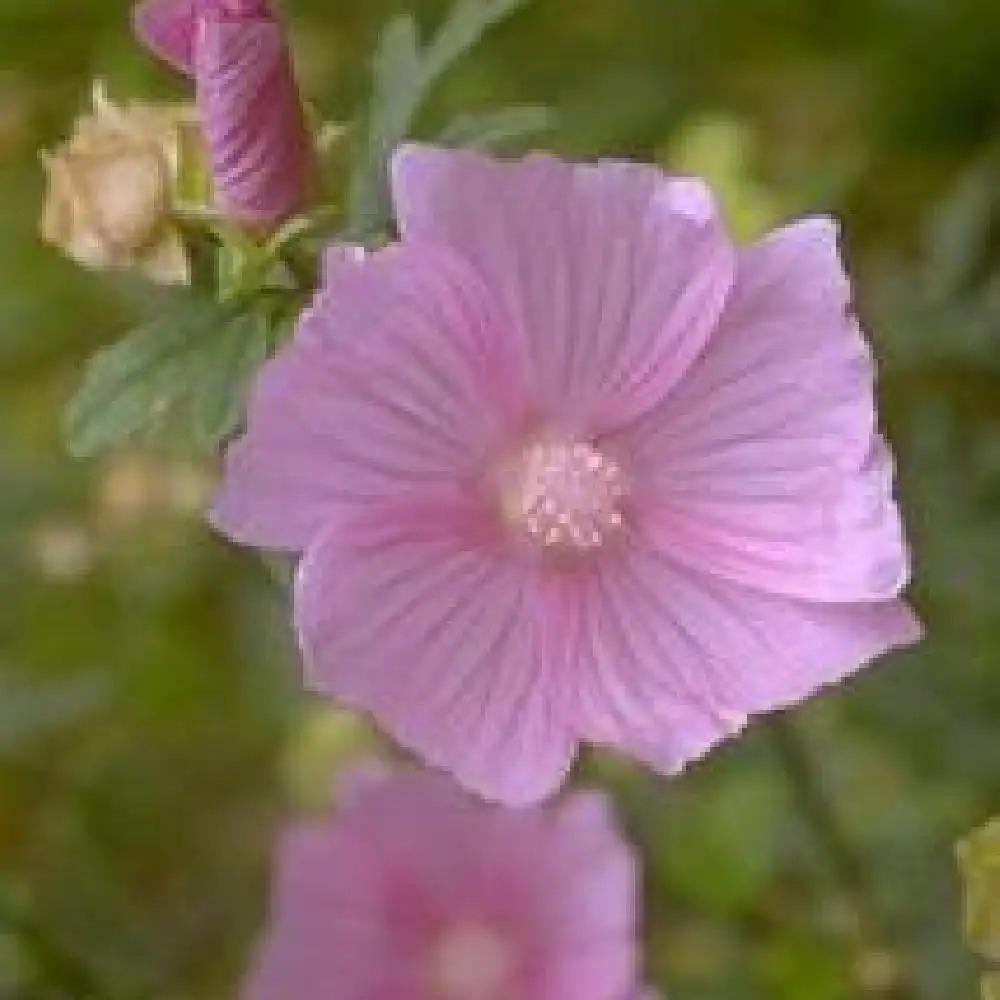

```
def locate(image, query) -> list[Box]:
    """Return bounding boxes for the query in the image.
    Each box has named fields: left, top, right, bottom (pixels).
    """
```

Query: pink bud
left=133, top=0, right=196, bottom=74
left=134, top=0, right=313, bottom=228
left=217, top=0, right=270, bottom=16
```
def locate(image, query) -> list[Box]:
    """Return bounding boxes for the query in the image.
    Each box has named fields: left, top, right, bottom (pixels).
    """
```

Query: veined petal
left=619, top=217, right=911, bottom=602
left=294, top=499, right=577, bottom=806
left=569, top=533, right=920, bottom=773
left=211, top=242, right=525, bottom=551
left=391, top=145, right=735, bottom=429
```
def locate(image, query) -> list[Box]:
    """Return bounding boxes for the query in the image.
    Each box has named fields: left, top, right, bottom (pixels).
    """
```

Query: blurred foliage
left=0, top=0, right=998, bottom=999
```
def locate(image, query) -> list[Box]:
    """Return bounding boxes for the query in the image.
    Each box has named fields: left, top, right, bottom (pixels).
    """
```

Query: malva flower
left=212, top=145, right=921, bottom=805
left=133, top=0, right=313, bottom=228
left=243, top=766, right=638, bottom=1000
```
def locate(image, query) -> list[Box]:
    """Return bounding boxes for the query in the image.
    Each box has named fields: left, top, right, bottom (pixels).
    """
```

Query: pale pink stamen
left=506, top=440, right=627, bottom=551
left=429, top=923, right=514, bottom=1000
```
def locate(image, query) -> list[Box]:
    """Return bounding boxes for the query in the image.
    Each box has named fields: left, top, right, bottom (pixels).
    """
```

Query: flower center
left=504, top=439, right=627, bottom=551
left=428, top=923, right=514, bottom=1000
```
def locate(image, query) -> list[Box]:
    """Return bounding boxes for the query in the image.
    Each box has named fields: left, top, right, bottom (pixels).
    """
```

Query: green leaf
left=64, top=299, right=271, bottom=458
left=423, top=0, right=532, bottom=84
left=438, top=105, right=554, bottom=151
left=374, top=14, right=424, bottom=108
left=346, top=0, right=536, bottom=239
left=189, top=311, right=271, bottom=445
left=347, top=14, right=424, bottom=239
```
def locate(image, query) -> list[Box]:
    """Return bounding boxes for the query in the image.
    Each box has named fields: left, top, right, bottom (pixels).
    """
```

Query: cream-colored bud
left=39, top=82, right=198, bottom=285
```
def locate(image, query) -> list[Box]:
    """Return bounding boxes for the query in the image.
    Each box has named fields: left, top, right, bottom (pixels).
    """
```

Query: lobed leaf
left=64, top=299, right=271, bottom=457
left=437, top=104, right=554, bottom=151
left=347, top=13, right=424, bottom=238
left=422, top=0, right=533, bottom=85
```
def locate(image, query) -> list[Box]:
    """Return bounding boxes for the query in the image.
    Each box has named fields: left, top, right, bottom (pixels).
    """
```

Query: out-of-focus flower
left=39, top=82, right=193, bottom=284
left=134, top=0, right=313, bottom=229
left=957, top=817, right=1000, bottom=962
left=243, top=765, right=638, bottom=1000
left=212, top=145, right=920, bottom=806
left=96, top=452, right=216, bottom=534
left=30, top=523, right=95, bottom=581
left=281, top=703, right=381, bottom=813
left=666, top=115, right=789, bottom=242
left=853, top=948, right=904, bottom=995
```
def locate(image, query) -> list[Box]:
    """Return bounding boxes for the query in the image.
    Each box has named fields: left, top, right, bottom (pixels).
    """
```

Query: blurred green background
left=1, top=0, right=999, bottom=998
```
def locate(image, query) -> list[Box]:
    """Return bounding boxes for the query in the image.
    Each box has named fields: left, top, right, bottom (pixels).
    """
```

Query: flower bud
left=39, top=83, right=194, bottom=284
left=134, top=0, right=314, bottom=230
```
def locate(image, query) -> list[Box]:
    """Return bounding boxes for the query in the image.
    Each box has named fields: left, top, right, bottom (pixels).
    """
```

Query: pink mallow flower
left=133, top=0, right=312, bottom=227
left=243, top=766, right=638, bottom=1000
left=212, top=145, right=921, bottom=805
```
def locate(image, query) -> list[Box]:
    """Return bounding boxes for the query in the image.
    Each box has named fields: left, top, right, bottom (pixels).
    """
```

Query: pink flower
left=212, top=146, right=921, bottom=805
left=243, top=766, right=638, bottom=1000
left=133, top=0, right=312, bottom=227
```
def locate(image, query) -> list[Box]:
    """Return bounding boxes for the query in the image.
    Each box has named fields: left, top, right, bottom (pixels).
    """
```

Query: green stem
left=278, top=244, right=320, bottom=295
left=768, top=714, right=918, bottom=999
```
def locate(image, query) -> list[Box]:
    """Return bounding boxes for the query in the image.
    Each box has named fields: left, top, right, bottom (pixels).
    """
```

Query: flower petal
left=294, top=499, right=577, bottom=806
left=568, top=536, right=921, bottom=773
left=530, top=795, right=639, bottom=1000
left=245, top=771, right=637, bottom=1000
left=619, top=217, right=911, bottom=601
left=194, top=11, right=312, bottom=226
left=391, top=145, right=735, bottom=427
left=243, top=820, right=410, bottom=1000
left=133, top=0, right=197, bottom=76
left=210, top=242, right=525, bottom=551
